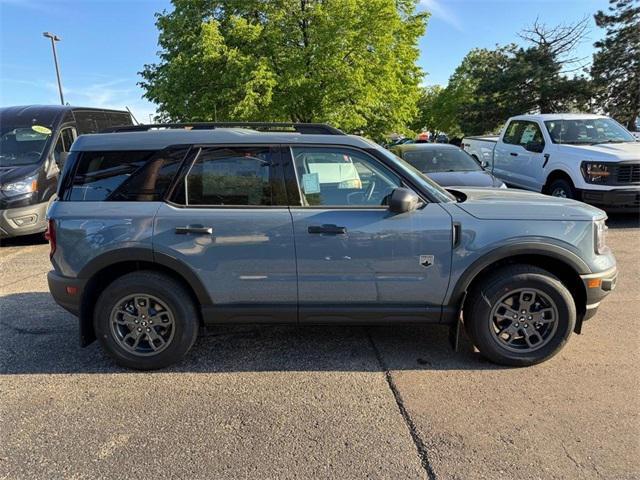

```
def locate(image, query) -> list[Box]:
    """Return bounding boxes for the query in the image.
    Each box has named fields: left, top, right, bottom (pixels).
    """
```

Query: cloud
left=418, top=0, right=464, bottom=31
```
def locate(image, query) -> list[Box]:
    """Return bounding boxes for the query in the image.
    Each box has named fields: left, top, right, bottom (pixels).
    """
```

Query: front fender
left=445, top=239, right=591, bottom=308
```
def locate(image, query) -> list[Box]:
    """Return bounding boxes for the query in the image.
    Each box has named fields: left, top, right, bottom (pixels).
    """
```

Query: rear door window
left=502, top=121, right=524, bottom=145
left=173, top=146, right=286, bottom=206
left=517, top=122, right=544, bottom=148
left=64, top=147, right=188, bottom=201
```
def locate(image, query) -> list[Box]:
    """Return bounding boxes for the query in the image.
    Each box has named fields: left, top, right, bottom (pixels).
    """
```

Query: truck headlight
left=581, top=162, right=612, bottom=183
left=1, top=174, right=38, bottom=197
left=594, top=218, right=609, bottom=254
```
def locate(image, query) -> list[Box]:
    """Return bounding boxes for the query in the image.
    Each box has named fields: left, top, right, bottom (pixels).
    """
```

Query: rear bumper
left=580, top=188, right=640, bottom=211
left=580, top=266, right=617, bottom=321
left=47, top=270, right=85, bottom=317
left=0, top=201, right=49, bottom=238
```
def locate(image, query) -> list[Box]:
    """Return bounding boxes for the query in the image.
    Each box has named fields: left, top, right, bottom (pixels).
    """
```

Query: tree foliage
left=591, top=0, right=640, bottom=129
left=140, top=0, right=428, bottom=138
left=416, top=18, right=594, bottom=136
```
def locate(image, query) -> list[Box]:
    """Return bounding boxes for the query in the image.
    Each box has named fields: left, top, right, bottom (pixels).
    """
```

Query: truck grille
left=616, top=164, right=640, bottom=184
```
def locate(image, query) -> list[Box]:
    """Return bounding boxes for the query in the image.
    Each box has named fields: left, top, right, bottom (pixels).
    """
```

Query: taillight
left=46, top=218, right=56, bottom=259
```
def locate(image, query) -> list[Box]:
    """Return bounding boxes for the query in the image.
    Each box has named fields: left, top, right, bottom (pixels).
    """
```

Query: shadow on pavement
left=0, top=233, right=47, bottom=248
left=0, top=292, right=501, bottom=375
left=606, top=212, right=640, bottom=229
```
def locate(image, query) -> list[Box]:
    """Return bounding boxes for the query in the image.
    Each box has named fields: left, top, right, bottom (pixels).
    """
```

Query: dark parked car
left=391, top=143, right=506, bottom=189
left=0, top=105, right=133, bottom=238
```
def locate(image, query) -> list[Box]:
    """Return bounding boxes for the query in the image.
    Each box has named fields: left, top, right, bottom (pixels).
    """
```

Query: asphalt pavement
left=0, top=214, right=638, bottom=479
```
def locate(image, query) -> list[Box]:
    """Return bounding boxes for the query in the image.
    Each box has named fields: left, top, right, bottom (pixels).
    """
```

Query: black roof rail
left=100, top=122, right=345, bottom=135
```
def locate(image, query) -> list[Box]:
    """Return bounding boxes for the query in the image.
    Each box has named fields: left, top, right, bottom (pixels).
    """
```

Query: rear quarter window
left=63, top=147, right=188, bottom=202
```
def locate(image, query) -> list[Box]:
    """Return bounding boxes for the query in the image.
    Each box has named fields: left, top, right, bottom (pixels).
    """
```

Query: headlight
left=594, top=218, right=609, bottom=254
left=1, top=174, right=38, bottom=197
left=581, top=162, right=612, bottom=183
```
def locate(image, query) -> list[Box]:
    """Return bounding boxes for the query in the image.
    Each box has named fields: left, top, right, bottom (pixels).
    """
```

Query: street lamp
left=42, top=32, right=65, bottom=105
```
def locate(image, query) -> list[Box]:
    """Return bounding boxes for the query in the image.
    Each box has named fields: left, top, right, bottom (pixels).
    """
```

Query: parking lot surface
left=1, top=215, right=639, bottom=479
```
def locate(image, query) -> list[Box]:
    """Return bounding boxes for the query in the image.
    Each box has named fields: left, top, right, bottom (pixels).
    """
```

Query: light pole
left=43, top=32, right=65, bottom=105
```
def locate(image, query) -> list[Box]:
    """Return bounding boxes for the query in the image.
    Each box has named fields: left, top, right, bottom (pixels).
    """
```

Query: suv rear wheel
left=465, top=265, right=575, bottom=366
left=94, top=271, right=199, bottom=370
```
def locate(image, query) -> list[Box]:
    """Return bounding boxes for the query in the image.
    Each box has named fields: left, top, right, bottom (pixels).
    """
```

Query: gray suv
left=47, top=123, right=617, bottom=370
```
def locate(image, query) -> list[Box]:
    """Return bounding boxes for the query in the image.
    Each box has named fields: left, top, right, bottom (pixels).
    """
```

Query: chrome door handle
left=510, top=152, right=518, bottom=157
left=308, top=224, right=347, bottom=235
left=175, top=225, right=213, bottom=235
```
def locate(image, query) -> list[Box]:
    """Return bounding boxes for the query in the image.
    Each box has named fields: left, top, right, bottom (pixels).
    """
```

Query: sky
left=0, top=0, right=611, bottom=122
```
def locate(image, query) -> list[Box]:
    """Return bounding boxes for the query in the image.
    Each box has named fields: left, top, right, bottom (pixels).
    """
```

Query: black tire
left=547, top=177, right=575, bottom=199
left=94, top=271, right=199, bottom=370
left=464, top=265, right=575, bottom=367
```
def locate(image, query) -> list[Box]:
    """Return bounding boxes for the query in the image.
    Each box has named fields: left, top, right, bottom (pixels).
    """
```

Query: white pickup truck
left=462, top=113, right=640, bottom=210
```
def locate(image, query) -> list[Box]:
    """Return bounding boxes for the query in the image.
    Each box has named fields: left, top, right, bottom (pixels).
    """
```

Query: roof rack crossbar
left=100, top=122, right=345, bottom=135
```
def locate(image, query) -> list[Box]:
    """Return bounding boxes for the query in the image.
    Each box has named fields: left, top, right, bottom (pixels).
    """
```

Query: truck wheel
left=94, top=271, right=199, bottom=370
left=464, top=265, right=575, bottom=366
left=548, top=178, right=575, bottom=199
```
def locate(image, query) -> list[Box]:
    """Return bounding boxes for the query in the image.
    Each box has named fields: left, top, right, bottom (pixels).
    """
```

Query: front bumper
left=0, top=201, right=49, bottom=238
left=580, top=188, right=640, bottom=211
left=580, top=266, right=617, bottom=321
left=48, top=270, right=85, bottom=317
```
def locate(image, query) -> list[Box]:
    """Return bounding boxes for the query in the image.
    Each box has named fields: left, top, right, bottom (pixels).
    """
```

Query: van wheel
left=547, top=178, right=575, bottom=199
left=94, top=271, right=199, bottom=370
left=464, top=265, right=575, bottom=366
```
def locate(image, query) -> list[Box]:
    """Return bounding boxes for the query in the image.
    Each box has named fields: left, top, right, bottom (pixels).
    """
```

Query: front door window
left=291, top=147, right=401, bottom=207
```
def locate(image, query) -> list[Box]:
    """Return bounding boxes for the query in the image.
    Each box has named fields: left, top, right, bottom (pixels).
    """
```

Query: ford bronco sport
left=47, top=123, right=617, bottom=370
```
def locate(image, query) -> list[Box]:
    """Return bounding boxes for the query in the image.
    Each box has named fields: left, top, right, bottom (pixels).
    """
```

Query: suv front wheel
left=94, top=271, right=199, bottom=370
left=465, top=265, right=576, bottom=366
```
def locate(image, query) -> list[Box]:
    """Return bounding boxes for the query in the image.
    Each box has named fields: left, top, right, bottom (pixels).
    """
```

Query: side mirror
left=480, top=159, right=489, bottom=169
left=389, top=187, right=420, bottom=214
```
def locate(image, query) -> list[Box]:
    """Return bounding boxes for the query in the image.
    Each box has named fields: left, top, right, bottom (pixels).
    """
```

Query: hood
left=450, top=187, right=605, bottom=221
left=557, top=141, right=640, bottom=160
left=426, top=170, right=502, bottom=188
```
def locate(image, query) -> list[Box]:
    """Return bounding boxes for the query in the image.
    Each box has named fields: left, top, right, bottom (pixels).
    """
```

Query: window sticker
left=302, top=172, right=320, bottom=194
left=520, top=127, right=536, bottom=144
left=31, top=125, right=52, bottom=135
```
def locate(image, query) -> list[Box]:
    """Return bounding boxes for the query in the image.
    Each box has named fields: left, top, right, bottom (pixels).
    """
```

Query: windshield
left=0, top=125, right=52, bottom=166
left=544, top=118, right=635, bottom=145
left=402, top=147, right=481, bottom=173
left=376, top=147, right=456, bottom=203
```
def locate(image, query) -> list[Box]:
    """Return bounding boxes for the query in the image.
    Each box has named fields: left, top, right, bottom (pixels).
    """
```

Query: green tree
left=591, top=0, right=640, bottom=130
left=438, top=19, right=594, bottom=135
left=411, top=85, right=464, bottom=137
left=139, top=0, right=428, bottom=138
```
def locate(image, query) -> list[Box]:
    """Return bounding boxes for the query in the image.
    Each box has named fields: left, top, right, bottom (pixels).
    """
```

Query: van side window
left=65, top=148, right=188, bottom=201
left=291, top=147, right=401, bottom=207
left=175, top=146, right=284, bottom=206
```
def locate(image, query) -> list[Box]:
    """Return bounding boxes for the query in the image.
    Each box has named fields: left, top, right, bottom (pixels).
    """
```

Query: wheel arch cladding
left=452, top=247, right=588, bottom=333
left=77, top=249, right=209, bottom=346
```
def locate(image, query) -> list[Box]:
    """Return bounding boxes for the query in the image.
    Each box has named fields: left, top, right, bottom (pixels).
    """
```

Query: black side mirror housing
left=389, top=187, right=420, bottom=214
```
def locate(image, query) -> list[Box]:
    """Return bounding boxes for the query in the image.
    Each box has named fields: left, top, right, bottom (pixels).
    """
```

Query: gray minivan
left=47, top=123, right=617, bottom=370
left=0, top=105, right=132, bottom=238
